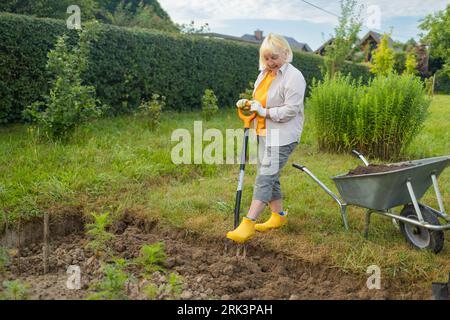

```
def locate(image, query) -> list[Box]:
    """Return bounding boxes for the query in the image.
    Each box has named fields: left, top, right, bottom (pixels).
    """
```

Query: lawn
left=0, top=94, right=449, bottom=294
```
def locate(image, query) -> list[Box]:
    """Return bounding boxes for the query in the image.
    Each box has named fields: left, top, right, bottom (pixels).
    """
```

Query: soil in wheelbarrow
left=346, top=164, right=412, bottom=176
left=0, top=208, right=426, bottom=300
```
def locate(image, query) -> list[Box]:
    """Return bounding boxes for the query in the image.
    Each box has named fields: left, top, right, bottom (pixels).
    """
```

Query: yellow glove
left=236, top=99, right=249, bottom=109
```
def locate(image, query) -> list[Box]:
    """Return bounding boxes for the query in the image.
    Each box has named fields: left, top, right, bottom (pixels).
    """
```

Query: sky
left=158, top=0, right=449, bottom=51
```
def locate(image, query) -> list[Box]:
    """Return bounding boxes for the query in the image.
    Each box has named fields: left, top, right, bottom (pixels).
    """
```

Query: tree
left=101, top=1, right=178, bottom=32
left=419, top=4, right=450, bottom=61
left=419, top=5, right=450, bottom=74
left=370, top=34, right=395, bottom=77
left=0, top=0, right=99, bottom=20
left=177, top=20, right=210, bottom=34
left=323, top=0, right=363, bottom=77
left=0, top=0, right=179, bottom=32
left=404, top=52, right=418, bottom=76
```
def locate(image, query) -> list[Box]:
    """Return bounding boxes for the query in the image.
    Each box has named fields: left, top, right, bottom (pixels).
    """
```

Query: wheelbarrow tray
left=331, top=155, right=450, bottom=211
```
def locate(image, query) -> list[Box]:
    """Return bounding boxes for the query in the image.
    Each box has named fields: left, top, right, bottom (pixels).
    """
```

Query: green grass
left=0, top=95, right=449, bottom=293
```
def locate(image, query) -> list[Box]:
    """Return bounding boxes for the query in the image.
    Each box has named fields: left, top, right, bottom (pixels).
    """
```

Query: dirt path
left=0, top=213, right=423, bottom=300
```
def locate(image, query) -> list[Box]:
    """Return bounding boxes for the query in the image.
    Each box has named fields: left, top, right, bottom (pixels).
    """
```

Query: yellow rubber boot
left=255, top=211, right=287, bottom=232
left=226, top=217, right=256, bottom=243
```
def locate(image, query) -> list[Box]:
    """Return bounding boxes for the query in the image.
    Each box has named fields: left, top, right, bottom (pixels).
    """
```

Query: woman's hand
left=250, top=100, right=267, bottom=117
left=236, top=99, right=249, bottom=109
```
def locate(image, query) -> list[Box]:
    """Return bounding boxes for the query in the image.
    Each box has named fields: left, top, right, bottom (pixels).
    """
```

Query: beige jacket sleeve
left=268, top=72, right=306, bottom=123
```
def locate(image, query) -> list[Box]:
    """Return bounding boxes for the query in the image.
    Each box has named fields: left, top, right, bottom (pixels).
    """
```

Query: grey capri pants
left=252, top=135, right=298, bottom=203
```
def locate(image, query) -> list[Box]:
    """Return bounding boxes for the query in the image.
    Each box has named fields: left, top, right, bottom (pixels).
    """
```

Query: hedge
left=0, top=12, right=371, bottom=124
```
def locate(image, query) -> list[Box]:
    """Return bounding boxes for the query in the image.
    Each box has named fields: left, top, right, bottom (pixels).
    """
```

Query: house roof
left=197, top=32, right=312, bottom=52
left=241, top=34, right=313, bottom=52
left=357, top=31, right=395, bottom=49
left=315, top=38, right=335, bottom=54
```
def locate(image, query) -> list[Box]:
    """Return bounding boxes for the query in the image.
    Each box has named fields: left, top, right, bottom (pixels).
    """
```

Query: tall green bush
left=309, top=73, right=430, bottom=160
left=308, top=73, right=361, bottom=152
left=201, top=89, right=219, bottom=121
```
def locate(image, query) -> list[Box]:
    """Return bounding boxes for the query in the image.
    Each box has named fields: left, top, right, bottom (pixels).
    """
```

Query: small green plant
left=165, top=272, right=183, bottom=299
left=0, top=247, right=10, bottom=274
left=87, top=258, right=134, bottom=300
left=85, top=211, right=115, bottom=257
left=137, top=93, right=166, bottom=130
left=142, top=272, right=183, bottom=300
left=201, top=89, right=219, bottom=121
left=22, top=32, right=103, bottom=140
left=135, top=243, right=167, bottom=274
left=1, top=280, right=30, bottom=300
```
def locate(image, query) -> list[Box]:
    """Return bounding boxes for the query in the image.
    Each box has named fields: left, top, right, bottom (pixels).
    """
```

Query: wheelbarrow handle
left=351, top=149, right=369, bottom=166
left=292, top=163, right=306, bottom=171
left=292, top=163, right=349, bottom=230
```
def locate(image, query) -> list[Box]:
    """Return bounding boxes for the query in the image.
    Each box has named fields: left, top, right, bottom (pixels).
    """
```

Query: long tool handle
left=234, top=128, right=250, bottom=228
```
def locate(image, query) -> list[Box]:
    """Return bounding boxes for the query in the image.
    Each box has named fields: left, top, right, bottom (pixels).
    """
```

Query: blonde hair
left=259, top=33, right=293, bottom=71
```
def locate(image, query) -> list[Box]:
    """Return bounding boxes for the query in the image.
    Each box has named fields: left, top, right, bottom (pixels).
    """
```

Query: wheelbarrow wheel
left=399, top=204, right=444, bottom=254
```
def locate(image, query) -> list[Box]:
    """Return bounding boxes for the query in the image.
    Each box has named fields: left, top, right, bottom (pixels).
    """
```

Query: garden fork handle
left=237, top=102, right=257, bottom=129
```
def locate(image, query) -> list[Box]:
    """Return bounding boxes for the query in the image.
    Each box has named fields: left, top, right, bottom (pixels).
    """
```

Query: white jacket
left=252, top=63, right=306, bottom=146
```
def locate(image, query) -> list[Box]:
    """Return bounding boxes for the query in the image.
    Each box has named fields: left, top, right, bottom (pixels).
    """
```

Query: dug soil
left=346, top=164, right=412, bottom=176
left=0, top=210, right=426, bottom=300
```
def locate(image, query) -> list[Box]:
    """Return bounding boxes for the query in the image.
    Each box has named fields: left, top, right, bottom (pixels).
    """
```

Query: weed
left=85, top=211, right=116, bottom=258
left=1, top=280, right=30, bottom=300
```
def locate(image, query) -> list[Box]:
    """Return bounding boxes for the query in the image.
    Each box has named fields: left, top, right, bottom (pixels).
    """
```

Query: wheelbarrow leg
left=364, top=210, right=373, bottom=239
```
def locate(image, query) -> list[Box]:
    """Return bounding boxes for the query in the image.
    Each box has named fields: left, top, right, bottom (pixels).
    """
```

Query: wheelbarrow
left=292, top=151, right=450, bottom=253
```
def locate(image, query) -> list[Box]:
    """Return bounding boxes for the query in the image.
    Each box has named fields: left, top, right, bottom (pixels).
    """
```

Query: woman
left=226, top=33, right=306, bottom=243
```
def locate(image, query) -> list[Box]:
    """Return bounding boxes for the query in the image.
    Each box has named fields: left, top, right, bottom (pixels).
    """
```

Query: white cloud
left=159, top=0, right=448, bottom=26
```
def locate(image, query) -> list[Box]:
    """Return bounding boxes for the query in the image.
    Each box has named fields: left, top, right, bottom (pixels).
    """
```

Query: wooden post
left=432, top=74, right=436, bottom=97
left=17, top=215, right=21, bottom=274
left=2, top=209, right=8, bottom=238
left=43, top=212, right=49, bottom=274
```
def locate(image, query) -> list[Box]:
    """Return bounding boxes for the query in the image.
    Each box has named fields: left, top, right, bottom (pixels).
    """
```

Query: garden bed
left=0, top=209, right=421, bottom=300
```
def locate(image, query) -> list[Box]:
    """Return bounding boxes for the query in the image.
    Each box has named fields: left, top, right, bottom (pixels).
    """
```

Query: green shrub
left=22, top=33, right=103, bottom=139
left=0, top=13, right=371, bottom=124
left=370, top=34, right=395, bottom=77
left=404, top=52, right=418, bottom=76
left=308, top=73, right=431, bottom=160
left=143, top=272, right=183, bottom=300
left=201, top=89, right=219, bottom=121
left=308, top=73, right=361, bottom=153
left=87, top=258, right=133, bottom=300
left=135, top=243, right=167, bottom=274
left=357, top=74, right=430, bottom=159
left=136, top=93, right=166, bottom=130
left=1, top=280, right=30, bottom=300
left=85, top=211, right=116, bottom=257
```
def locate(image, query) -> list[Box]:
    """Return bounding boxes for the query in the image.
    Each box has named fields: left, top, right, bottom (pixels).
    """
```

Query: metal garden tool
left=224, top=102, right=256, bottom=257
left=234, top=103, right=256, bottom=229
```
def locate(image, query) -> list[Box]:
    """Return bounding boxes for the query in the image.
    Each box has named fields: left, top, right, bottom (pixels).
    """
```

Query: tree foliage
left=370, top=34, right=395, bottom=77
left=419, top=4, right=450, bottom=66
left=323, top=0, right=363, bottom=77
